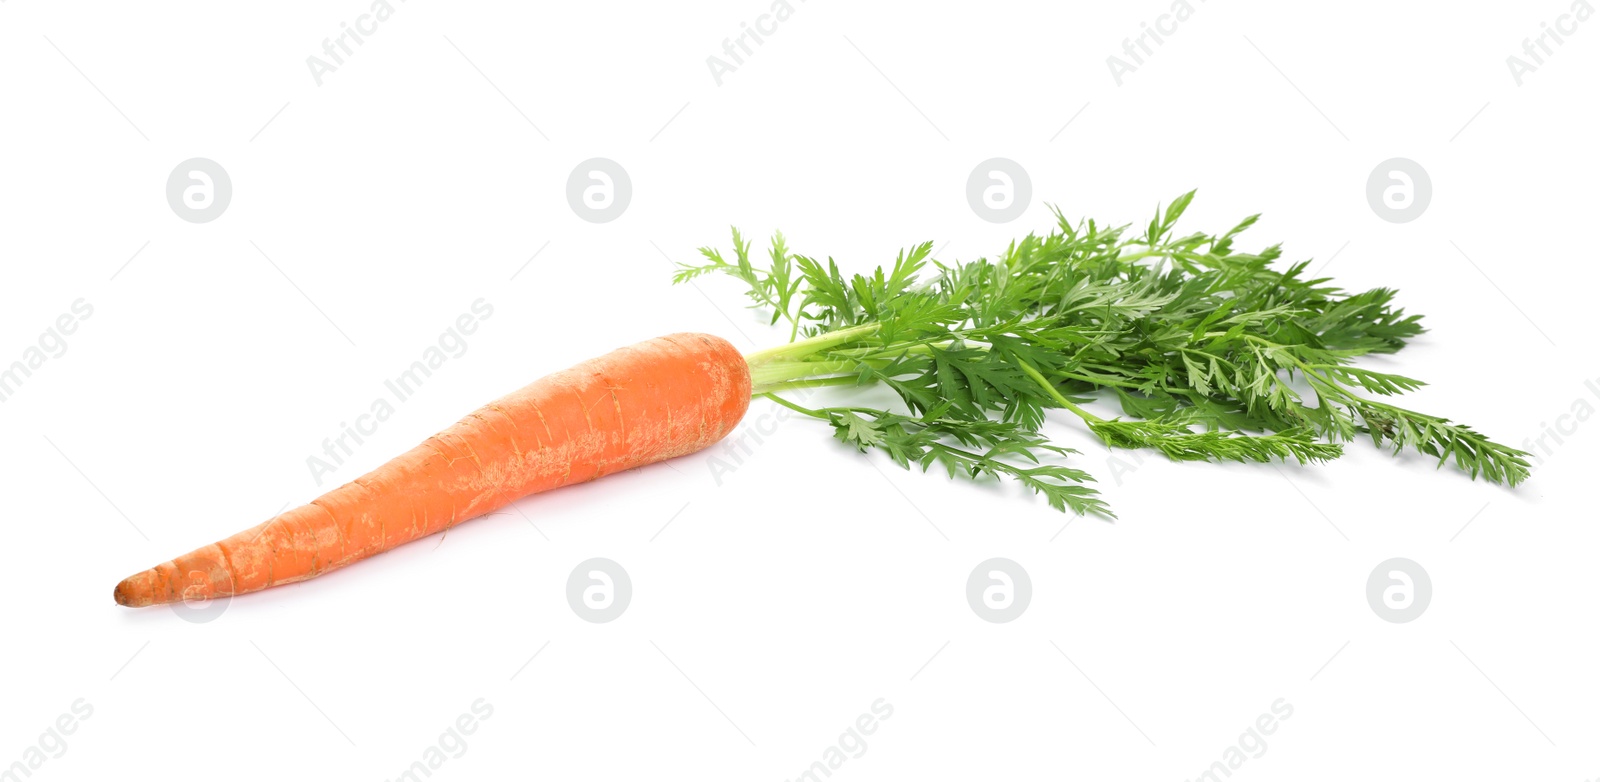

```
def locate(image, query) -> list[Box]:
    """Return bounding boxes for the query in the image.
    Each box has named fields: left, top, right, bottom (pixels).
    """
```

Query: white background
left=2, top=1, right=1597, bottom=780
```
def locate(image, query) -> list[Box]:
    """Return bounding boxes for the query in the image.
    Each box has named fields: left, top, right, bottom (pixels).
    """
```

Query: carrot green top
left=678, top=192, right=1529, bottom=517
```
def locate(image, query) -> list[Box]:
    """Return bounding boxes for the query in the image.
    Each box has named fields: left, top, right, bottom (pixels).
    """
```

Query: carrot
left=113, top=332, right=750, bottom=607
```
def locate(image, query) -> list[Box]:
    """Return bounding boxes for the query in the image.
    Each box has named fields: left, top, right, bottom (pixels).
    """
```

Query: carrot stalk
left=113, top=333, right=750, bottom=608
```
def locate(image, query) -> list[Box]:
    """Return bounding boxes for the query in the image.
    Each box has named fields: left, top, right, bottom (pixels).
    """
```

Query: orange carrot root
left=114, top=332, right=750, bottom=608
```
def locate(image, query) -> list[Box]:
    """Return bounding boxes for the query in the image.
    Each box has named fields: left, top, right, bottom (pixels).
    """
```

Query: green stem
left=1116, top=250, right=1168, bottom=263
left=1056, top=370, right=1143, bottom=390
left=827, top=342, right=943, bottom=359
left=1015, top=360, right=1106, bottom=424
left=759, top=392, right=829, bottom=420
left=753, top=375, right=864, bottom=395
left=743, top=322, right=882, bottom=366
left=749, top=359, right=860, bottom=389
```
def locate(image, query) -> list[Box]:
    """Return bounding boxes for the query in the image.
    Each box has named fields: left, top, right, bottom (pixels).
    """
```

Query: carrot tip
left=114, top=572, right=158, bottom=608
left=113, top=577, right=137, bottom=607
